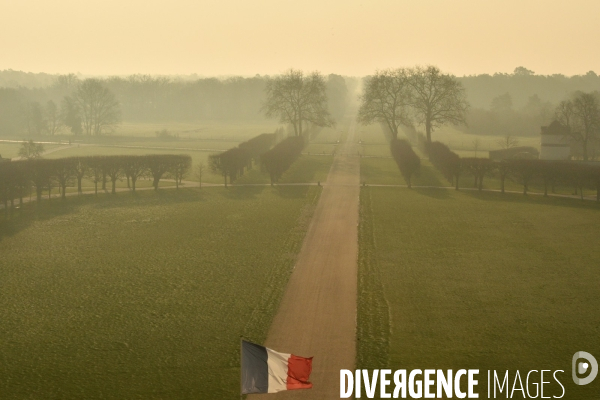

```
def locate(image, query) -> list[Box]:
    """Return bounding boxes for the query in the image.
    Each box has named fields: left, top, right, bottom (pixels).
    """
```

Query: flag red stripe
left=286, top=355, right=313, bottom=390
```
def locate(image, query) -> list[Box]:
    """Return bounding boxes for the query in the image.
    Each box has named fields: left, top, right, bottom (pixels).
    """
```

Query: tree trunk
left=426, top=120, right=432, bottom=142
left=112, top=180, right=116, bottom=194
left=478, top=174, right=483, bottom=191
left=583, top=141, right=588, bottom=162
left=132, top=177, right=137, bottom=192
left=77, top=177, right=82, bottom=194
left=523, top=182, right=528, bottom=195
left=455, top=174, right=460, bottom=190
left=500, top=174, right=505, bottom=193
left=61, top=184, right=67, bottom=199
left=102, top=173, right=106, bottom=190
left=391, top=124, right=398, bottom=140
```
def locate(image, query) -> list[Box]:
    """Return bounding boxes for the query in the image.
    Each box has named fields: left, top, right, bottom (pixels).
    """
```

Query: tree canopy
left=358, top=66, right=469, bottom=142
left=357, top=69, right=412, bottom=140
left=262, top=69, right=334, bottom=137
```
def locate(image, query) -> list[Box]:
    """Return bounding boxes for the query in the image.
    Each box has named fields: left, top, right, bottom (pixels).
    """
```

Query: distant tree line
left=0, top=154, right=191, bottom=214
left=0, top=73, right=350, bottom=136
left=459, top=67, right=600, bottom=110
left=209, top=133, right=277, bottom=186
left=0, top=77, right=121, bottom=137
left=422, top=140, right=600, bottom=200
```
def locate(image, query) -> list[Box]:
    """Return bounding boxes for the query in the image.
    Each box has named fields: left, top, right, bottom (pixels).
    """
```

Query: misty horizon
left=2, top=0, right=600, bottom=77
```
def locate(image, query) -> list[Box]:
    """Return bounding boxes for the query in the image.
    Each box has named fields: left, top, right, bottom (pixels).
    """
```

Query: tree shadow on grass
left=0, top=199, right=86, bottom=243
left=412, top=164, right=449, bottom=188
left=0, top=188, right=211, bottom=242
left=413, top=186, right=453, bottom=200
left=460, top=188, right=600, bottom=211
left=274, top=185, right=312, bottom=199
left=221, top=185, right=266, bottom=200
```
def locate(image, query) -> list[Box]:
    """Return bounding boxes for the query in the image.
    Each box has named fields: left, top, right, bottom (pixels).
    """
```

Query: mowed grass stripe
left=0, top=186, right=319, bottom=398
left=358, top=186, right=600, bottom=399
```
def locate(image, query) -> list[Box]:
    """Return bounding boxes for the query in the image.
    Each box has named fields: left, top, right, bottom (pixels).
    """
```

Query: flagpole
left=240, top=335, right=243, bottom=400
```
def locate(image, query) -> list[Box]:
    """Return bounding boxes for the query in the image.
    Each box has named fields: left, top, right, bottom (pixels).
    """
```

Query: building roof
left=541, top=120, right=569, bottom=136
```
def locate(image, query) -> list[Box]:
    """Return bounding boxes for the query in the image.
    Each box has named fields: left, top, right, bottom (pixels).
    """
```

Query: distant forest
left=1, top=67, right=599, bottom=137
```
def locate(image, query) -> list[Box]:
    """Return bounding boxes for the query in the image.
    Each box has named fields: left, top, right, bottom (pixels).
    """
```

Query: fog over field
left=1, top=1, right=600, bottom=399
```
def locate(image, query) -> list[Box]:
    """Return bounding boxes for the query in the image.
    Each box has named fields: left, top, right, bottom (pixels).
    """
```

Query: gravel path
left=253, top=120, right=360, bottom=399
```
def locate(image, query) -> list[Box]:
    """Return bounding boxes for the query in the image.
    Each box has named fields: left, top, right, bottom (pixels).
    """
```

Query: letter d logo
left=572, top=351, right=598, bottom=385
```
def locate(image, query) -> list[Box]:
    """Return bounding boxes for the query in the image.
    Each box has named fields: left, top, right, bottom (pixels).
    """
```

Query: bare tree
left=18, top=140, right=44, bottom=159
left=169, top=155, right=192, bottom=189
left=554, top=100, right=575, bottom=128
left=472, top=138, right=480, bottom=158
left=122, top=156, right=147, bottom=192
left=52, top=158, right=76, bottom=200
left=357, top=69, right=413, bottom=140
left=497, top=135, right=519, bottom=149
left=557, top=92, right=600, bottom=161
left=263, top=69, right=333, bottom=137
left=86, top=157, right=103, bottom=196
left=25, top=102, right=45, bottom=136
left=61, top=96, right=83, bottom=135
left=74, top=79, right=121, bottom=136
left=45, top=100, right=62, bottom=135
left=407, top=66, right=469, bottom=142
left=195, top=162, right=205, bottom=188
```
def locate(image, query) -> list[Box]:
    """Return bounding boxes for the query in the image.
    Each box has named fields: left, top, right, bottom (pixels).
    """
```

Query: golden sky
left=1, top=0, right=599, bottom=77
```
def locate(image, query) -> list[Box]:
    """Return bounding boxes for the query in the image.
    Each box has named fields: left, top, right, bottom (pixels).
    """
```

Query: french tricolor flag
left=241, top=340, right=313, bottom=394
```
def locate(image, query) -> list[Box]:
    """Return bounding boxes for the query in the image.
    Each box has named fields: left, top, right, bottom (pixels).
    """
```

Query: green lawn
left=0, top=142, right=60, bottom=160
left=0, top=186, right=320, bottom=399
left=234, top=155, right=333, bottom=185
left=361, top=157, right=598, bottom=198
left=358, top=186, right=600, bottom=398
left=107, top=120, right=278, bottom=140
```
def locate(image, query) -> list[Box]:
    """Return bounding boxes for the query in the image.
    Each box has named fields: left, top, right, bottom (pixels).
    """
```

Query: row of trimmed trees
left=209, top=133, right=276, bottom=186
left=425, top=141, right=600, bottom=200
left=261, top=136, right=306, bottom=185
left=0, top=154, right=191, bottom=212
left=390, top=139, right=421, bottom=188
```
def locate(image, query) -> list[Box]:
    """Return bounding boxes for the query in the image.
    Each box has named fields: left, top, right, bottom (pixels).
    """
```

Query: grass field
left=358, top=186, right=600, bottom=398
left=0, top=186, right=320, bottom=398
left=357, top=123, right=541, bottom=158
left=361, top=156, right=598, bottom=198
left=0, top=141, right=61, bottom=160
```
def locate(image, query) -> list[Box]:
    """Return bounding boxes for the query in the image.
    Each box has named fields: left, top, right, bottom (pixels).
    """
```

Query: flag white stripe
left=266, top=348, right=290, bottom=393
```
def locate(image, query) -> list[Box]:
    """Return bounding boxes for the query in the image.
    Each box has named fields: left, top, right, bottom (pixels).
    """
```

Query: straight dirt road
left=253, top=121, right=360, bottom=399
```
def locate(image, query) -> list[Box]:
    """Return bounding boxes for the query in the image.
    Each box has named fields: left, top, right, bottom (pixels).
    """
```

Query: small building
left=540, top=121, right=570, bottom=160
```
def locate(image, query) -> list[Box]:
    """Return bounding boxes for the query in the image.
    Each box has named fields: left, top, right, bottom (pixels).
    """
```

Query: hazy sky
left=2, top=0, right=599, bottom=77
